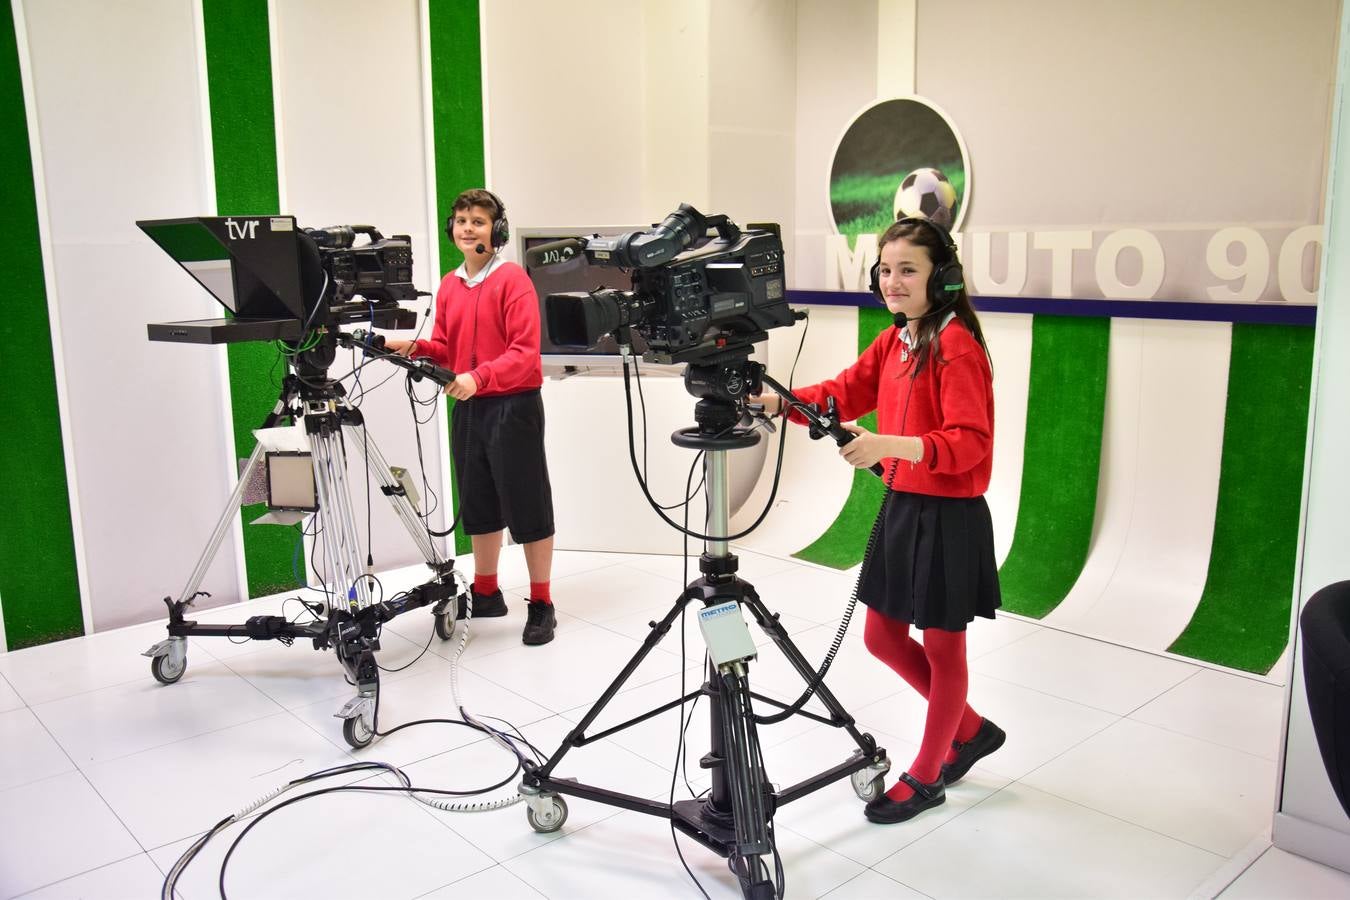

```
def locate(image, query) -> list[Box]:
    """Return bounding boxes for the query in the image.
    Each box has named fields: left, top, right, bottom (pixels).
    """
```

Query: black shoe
left=940, top=718, right=1006, bottom=785
left=457, top=588, right=508, bottom=620
left=864, top=772, right=945, bottom=824
left=522, top=600, right=556, bottom=645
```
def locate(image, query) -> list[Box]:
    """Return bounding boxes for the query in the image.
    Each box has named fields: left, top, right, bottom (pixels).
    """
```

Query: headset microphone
left=474, top=243, right=487, bottom=254
left=871, top=216, right=966, bottom=331
left=893, top=294, right=959, bottom=330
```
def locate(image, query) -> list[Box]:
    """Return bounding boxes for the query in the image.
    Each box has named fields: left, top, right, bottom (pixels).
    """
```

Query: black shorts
left=450, top=390, right=555, bottom=544
left=857, top=491, right=1001, bottom=631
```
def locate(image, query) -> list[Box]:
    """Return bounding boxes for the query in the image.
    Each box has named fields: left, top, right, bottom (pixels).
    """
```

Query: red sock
left=862, top=609, right=982, bottom=767
left=863, top=610, right=978, bottom=801
left=529, top=581, right=551, bottom=604
left=473, top=573, right=498, bottom=596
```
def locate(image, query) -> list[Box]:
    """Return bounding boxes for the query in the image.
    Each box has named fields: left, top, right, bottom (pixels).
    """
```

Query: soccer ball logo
left=894, top=167, right=956, bottom=228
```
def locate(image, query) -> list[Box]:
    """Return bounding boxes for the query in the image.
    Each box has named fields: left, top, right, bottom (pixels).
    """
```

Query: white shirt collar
left=900, top=310, right=958, bottom=348
left=453, top=253, right=504, bottom=287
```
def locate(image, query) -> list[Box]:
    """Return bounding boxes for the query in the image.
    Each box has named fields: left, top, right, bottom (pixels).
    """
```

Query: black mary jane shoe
left=940, top=718, right=1006, bottom=785
left=863, top=772, right=945, bottom=824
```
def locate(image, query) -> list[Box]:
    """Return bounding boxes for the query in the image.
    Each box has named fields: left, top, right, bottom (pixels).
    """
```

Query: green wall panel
left=0, top=10, right=84, bottom=649
left=996, top=315, right=1110, bottom=618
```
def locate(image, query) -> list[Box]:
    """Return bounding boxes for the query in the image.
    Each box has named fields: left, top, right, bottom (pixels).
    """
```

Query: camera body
left=305, top=225, right=420, bottom=307
left=628, top=228, right=790, bottom=359
left=543, top=206, right=795, bottom=366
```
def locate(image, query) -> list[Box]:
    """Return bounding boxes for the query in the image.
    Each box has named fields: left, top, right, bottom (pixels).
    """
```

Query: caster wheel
left=434, top=611, right=458, bottom=641
left=151, top=653, right=186, bottom=685
left=343, top=715, right=375, bottom=749
left=525, top=795, right=568, bottom=833
left=851, top=769, right=886, bottom=803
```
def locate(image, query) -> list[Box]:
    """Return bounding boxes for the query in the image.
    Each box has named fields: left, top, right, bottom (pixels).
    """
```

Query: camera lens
left=546, top=290, right=628, bottom=347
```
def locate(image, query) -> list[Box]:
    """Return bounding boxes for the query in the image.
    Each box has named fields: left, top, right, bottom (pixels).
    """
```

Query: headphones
left=868, top=216, right=965, bottom=308
left=445, top=189, right=511, bottom=250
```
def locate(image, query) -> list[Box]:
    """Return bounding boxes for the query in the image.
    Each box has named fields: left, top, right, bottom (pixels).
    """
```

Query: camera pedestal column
left=517, top=398, right=890, bottom=900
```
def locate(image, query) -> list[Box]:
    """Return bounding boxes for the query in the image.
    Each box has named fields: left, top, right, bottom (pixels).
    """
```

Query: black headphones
left=445, top=189, right=511, bottom=250
left=869, top=216, right=965, bottom=308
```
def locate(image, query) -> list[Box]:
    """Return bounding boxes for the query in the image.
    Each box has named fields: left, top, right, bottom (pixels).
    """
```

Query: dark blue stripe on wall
left=786, top=290, right=1318, bottom=326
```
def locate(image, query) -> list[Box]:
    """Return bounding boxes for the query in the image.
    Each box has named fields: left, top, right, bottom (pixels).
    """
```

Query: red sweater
left=789, top=321, right=994, bottom=497
left=411, top=261, right=543, bottom=396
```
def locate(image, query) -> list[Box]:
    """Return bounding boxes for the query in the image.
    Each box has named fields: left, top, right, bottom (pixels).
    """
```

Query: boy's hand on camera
left=839, top=422, right=888, bottom=469
left=383, top=339, right=415, bottom=357
left=445, top=372, right=479, bottom=401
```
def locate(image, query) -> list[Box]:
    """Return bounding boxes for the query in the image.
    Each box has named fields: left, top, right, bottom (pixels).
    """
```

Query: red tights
left=862, top=607, right=982, bottom=801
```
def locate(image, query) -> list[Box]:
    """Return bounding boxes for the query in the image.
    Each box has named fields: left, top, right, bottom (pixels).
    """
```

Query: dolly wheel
left=850, top=769, right=885, bottom=802
left=151, top=653, right=186, bottom=685
left=526, top=795, right=568, bottom=833
left=343, top=715, right=375, bottom=749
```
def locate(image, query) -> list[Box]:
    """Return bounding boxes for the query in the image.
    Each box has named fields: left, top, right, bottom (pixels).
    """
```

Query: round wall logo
left=829, top=97, right=971, bottom=239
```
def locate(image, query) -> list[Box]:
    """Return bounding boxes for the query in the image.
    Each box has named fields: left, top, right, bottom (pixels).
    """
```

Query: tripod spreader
left=757, top=371, right=884, bottom=478
left=338, top=329, right=457, bottom=387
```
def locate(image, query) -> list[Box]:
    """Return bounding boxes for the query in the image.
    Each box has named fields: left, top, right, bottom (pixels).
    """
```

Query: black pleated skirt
left=858, top=491, right=1001, bottom=631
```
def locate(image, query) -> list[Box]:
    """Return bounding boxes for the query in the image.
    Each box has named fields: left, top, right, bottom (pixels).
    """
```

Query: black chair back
left=1300, top=580, right=1350, bottom=819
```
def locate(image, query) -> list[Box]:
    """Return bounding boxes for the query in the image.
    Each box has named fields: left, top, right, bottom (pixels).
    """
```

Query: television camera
left=139, top=215, right=421, bottom=348
left=136, top=214, right=465, bottom=751
left=532, top=204, right=797, bottom=367
left=517, top=207, right=890, bottom=899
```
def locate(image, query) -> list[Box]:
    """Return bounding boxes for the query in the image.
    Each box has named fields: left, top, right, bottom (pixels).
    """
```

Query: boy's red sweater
left=411, top=261, right=543, bottom=396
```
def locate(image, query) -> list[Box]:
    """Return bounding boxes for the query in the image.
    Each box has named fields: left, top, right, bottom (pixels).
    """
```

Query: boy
left=386, top=189, right=556, bottom=645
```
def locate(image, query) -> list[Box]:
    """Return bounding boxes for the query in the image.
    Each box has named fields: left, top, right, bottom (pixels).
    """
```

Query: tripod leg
left=143, top=441, right=270, bottom=681
left=740, top=586, right=873, bottom=748
left=174, top=441, right=268, bottom=606
left=715, top=664, right=776, bottom=898
left=530, top=588, right=696, bottom=780
left=340, top=421, right=446, bottom=565
left=308, top=418, right=370, bottom=611
left=338, top=417, right=466, bottom=639
left=172, top=373, right=301, bottom=609
left=304, top=411, right=389, bottom=745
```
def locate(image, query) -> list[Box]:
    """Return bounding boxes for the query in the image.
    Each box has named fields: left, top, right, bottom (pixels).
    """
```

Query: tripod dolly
left=142, top=330, right=469, bottom=748
left=517, top=353, right=891, bottom=899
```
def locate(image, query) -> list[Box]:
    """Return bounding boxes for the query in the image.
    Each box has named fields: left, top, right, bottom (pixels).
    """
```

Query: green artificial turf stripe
left=429, top=0, right=486, bottom=557
left=995, top=315, right=1110, bottom=617
left=202, top=0, right=296, bottom=595
left=0, top=12, right=84, bottom=648
left=1168, top=323, right=1313, bottom=673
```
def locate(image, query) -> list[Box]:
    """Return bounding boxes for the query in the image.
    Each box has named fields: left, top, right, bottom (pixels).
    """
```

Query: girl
left=761, top=216, right=1005, bottom=823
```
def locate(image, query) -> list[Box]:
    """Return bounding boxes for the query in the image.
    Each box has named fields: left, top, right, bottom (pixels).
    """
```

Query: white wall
left=482, top=0, right=797, bottom=553
left=481, top=0, right=645, bottom=229
left=643, top=0, right=711, bottom=217
left=21, top=0, right=241, bottom=631
left=789, top=0, right=1338, bottom=298
left=273, top=0, right=450, bottom=572
left=792, top=0, right=876, bottom=292
left=1276, top=0, right=1350, bottom=870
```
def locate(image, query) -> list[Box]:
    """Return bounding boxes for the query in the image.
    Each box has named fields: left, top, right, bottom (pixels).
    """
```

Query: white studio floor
left=2, top=547, right=1349, bottom=900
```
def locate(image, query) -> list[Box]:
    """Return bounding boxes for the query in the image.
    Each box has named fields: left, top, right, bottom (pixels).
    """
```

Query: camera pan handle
left=338, top=330, right=457, bottom=387
left=758, top=373, right=884, bottom=478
